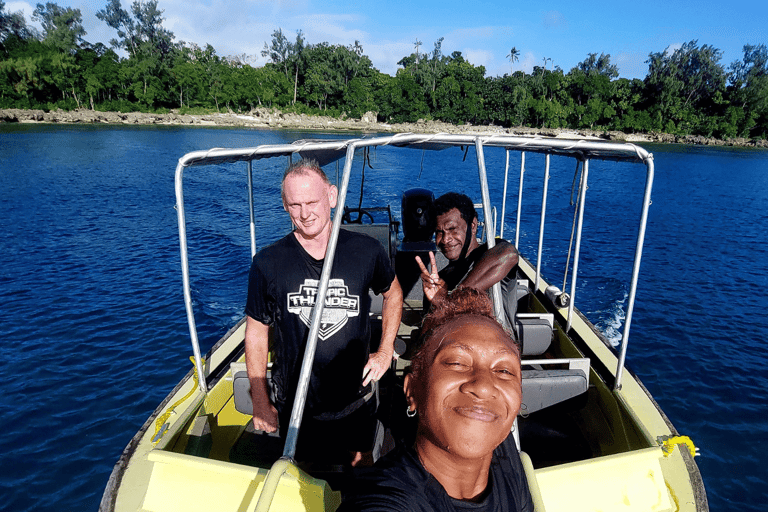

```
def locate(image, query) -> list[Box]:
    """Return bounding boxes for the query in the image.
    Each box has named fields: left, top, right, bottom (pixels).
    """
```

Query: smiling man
left=416, top=192, right=519, bottom=307
left=244, top=159, right=402, bottom=468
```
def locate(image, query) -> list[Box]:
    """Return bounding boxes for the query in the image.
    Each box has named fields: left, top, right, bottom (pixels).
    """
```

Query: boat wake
left=596, top=292, right=627, bottom=348
left=579, top=276, right=627, bottom=348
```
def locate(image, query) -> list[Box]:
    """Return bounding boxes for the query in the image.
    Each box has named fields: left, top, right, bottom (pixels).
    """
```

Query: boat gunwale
left=99, top=318, right=248, bottom=511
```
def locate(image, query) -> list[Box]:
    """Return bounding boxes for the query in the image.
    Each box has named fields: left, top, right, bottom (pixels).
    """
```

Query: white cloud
left=542, top=10, right=568, bottom=30
left=615, top=52, right=648, bottom=80
left=519, top=51, right=536, bottom=74
left=6, top=1, right=38, bottom=28
left=365, top=40, right=413, bottom=75
left=463, top=48, right=492, bottom=71
left=664, top=43, right=683, bottom=56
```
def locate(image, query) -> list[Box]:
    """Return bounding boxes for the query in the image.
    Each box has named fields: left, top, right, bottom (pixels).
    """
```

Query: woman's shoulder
left=339, top=445, right=437, bottom=511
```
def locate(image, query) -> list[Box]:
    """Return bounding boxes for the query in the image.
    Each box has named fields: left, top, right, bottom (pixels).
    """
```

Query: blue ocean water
left=0, top=125, right=766, bottom=511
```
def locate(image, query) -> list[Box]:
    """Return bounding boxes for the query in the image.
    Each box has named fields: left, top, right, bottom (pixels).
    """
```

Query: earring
left=406, top=406, right=417, bottom=418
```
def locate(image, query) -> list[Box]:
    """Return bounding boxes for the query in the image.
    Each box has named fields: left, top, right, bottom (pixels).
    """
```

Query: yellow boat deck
left=107, top=259, right=703, bottom=511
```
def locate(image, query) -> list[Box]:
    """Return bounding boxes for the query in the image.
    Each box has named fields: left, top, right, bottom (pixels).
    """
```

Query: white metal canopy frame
left=173, top=133, right=654, bottom=468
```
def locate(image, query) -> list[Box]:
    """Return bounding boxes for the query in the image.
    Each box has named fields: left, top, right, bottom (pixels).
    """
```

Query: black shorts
left=278, top=395, right=379, bottom=464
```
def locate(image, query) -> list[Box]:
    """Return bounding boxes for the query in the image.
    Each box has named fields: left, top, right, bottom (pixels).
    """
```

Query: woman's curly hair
left=410, top=287, right=518, bottom=378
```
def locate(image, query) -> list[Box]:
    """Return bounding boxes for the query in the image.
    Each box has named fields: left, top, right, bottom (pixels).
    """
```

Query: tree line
left=2, top=0, right=767, bottom=139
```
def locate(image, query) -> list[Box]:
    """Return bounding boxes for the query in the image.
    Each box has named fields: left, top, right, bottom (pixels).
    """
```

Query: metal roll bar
left=174, top=132, right=654, bottom=457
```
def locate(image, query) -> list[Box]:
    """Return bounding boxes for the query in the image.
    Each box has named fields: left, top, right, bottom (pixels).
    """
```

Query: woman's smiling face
left=406, top=314, right=522, bottom=461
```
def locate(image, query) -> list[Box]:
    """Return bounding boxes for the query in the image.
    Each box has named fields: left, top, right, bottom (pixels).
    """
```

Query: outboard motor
left=396, top=189, right=438, bottom=303
left=401, top=188, right=435, bottom=244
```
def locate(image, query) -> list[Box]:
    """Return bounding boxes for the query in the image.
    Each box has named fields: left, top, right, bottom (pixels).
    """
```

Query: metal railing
left=172, top=133, right=655, bottom=509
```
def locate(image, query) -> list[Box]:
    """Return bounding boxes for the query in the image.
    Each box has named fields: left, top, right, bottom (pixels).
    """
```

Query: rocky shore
left=2, top=107, right=765, bottom=148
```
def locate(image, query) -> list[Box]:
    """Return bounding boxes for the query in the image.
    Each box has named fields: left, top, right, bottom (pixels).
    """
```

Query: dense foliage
left=2, top=0, right=767, bottom=139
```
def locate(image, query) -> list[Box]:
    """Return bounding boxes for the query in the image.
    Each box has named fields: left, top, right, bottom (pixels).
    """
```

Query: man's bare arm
left=460, top=240, right=519, bottom=291
left=363, top=276, right=403, bottom=386
left=244, top=316, right=279, bottom=432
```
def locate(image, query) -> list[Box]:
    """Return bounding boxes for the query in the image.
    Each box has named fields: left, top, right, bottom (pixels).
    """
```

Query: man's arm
left=460, top=240, right=519, bottom=292
left=244, top=316, right=279, bottom=432
left=363, top=276, right=403, bottom=386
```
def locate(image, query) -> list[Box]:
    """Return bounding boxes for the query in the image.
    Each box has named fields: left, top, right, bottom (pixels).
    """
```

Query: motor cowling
left=401, top=188, right=435, bottom=243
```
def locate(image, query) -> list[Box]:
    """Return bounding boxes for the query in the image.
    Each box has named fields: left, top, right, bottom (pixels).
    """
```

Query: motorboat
left=100, top=133, right=708, bottom=511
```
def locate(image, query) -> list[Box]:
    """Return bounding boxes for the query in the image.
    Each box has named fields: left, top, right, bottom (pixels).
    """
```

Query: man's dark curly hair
left=410, top=287, right=518, bottom=378
left=433, top=192, right=477, bottom=225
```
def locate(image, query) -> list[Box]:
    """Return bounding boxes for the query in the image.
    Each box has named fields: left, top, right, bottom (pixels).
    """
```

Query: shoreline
left=2, top=107, right=766, bottom=148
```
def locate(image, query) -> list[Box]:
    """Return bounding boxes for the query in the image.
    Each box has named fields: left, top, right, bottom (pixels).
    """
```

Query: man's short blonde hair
left=281, top=158, right=331, bottom=203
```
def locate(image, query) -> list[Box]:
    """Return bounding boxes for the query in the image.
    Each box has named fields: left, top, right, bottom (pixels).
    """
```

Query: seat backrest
left=341, top=224, right=395, bottom=260
left=520, top=358, right=590, bottom=414
left=516, top=313, right=554, bottom=356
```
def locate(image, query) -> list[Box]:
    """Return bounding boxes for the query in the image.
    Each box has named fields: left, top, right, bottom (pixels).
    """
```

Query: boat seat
left=231, top=361, right=256, bottom=416
left=341, top=223, right=397, bottom=263
left=395, top=244, right=447, bottom=302
left=230, top=361, right=390, bottom=468
left=516, top=312, right=554, bottom=356
left=520, top=358, right=589, bottom=415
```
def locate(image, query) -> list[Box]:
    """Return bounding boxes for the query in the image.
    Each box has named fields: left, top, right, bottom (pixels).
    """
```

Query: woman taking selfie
left=340, top=287, right=533, bottom=511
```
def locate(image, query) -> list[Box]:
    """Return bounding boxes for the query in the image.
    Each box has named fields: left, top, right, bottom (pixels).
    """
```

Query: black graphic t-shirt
left=338, top=433, right=534, bottom=512
left=245, top=229, right=395, bottom=416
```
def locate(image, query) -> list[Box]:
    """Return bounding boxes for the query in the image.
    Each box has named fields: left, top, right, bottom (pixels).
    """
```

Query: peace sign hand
left=415, top=252, right=447, bottom=303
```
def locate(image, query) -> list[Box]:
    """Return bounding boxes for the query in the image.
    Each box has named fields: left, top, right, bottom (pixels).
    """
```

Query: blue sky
left=8, top=0, right=767, bottom=79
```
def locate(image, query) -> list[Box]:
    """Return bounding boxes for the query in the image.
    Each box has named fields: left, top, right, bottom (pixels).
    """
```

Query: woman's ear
left=403, top=372, right=416, bottom=409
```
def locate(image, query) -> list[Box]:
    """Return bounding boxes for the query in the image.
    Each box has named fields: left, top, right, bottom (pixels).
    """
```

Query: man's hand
left=415, top=252, right=447, bottom=303
left=362, top=345, right=395, bottom=387
left=251, top=387, right=279, bottom=433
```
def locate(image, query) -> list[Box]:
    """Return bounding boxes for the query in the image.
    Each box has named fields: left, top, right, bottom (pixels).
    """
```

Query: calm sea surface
left=1, top=125, right=766, bottom=511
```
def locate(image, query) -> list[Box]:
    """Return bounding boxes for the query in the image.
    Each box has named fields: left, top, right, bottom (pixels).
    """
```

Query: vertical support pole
left=175, top=161, right=207, bottom=395
left=475, top=138, right=504, bottom=321
left=247, top=160, right=257, bottom=259
left=614, top=157, right=654, bottom=390
left=515, top=152, right=525, bottom=249
left=282, top=144, right=356, bottom=460
left=566, top=159, right=589, bottom=332
left=535, top=154, right=551, bottom=291
left=500, top=150, right=510, bottom=239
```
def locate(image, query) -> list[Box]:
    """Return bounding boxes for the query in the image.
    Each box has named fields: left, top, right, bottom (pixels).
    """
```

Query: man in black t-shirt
left=416, top=192, right=519, bottom=307
left=244, top=159, right=403, bottom=467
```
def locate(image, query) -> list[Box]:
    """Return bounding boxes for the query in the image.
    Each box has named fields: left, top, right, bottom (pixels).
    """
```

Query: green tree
left=239, top=64, right=291, bottom=108
left=169, top=44, right=201, bottom=108
left=32, top=2, right=85, bottom=53
left=1, top=0, right=36, bottom=45
left=433, top=52, right=485, bottom=124
left=506, top=47, right=520, bottom=74
left=376, top=71, right=428, bottom=123
left=80, top=46, right=119, bottom=109
left=96, top=0, right=174, bottom=59
left=728, top=44, right=768, bottom=137
left=645, top=40, right=726, bottom=134
left=262, top=28, right=305, bottom=104
left=575, top=52, right=619, bottom=79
